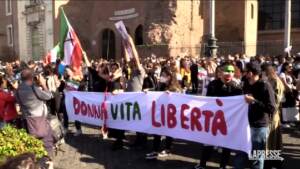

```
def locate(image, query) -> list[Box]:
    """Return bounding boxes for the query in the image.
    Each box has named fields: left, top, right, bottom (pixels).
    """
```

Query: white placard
left=65, top=91, right=251, bottom=154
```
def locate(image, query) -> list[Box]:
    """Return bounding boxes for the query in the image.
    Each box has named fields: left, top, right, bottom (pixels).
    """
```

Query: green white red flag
left=43, top=43, right=60, bottom=65
left=59, top=8, right=83, bottom=76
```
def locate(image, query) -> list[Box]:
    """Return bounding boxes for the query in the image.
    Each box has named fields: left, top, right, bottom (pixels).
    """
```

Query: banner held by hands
left=65, top=91, right=251, bottom=154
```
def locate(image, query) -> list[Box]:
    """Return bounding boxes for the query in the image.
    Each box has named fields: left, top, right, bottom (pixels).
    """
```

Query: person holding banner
left=145, top=67, right=182, bottom=160
left=194, top=62, right=243, bottom=169
left=107, top=62, right=126, bottom=146
left=58, top=66, right=83, bottom=136
left=112, top=35, right=146, bottom=149
left=83, top=53, right=110, bottom=93
left=83, top=52, right=112, bottom=139
left=234, top=62, right=276, bottom=169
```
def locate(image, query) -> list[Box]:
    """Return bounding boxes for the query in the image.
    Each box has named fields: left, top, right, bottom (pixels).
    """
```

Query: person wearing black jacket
left=194, top=63, right=243, bottom=169
left=234, top=62, right=276, bottom=169
left=88, top=64, right=109, bottom=92
left=143, top=63, right=158, bottom=92
left=145, top=67, right=182, bottom=160
left=190, top=59, right=199, bottom=94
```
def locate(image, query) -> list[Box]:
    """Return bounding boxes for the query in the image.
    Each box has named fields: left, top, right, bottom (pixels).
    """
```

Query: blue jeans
left=234, top=127, right=269, bottom=169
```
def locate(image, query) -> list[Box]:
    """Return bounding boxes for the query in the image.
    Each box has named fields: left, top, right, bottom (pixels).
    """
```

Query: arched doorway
left=101, top=29, right=115, bottom=60
left=135, top=25, right=143, bottom=45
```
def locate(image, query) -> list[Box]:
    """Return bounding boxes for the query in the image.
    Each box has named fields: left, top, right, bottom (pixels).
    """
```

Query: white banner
left=65, top=91, right=251, bottom=154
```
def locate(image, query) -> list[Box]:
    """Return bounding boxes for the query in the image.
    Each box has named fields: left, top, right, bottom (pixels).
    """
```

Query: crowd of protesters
left=0, top=35, right=300, bottom=169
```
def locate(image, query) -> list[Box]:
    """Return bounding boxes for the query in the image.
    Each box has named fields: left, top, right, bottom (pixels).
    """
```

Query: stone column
left=206, top=0, right=218, bottom=57
left=44, top=0, right=54, bottom=52
left=284, top=0, right=291, bottom=55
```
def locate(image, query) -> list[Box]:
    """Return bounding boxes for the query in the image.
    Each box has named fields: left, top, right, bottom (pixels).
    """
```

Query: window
left=258, top=0, right=285, bottom=30
left=6, top=24, right=13, bottom=47
left=251, top=4, right=254, bottom=19
left=135, top=25, right=143, bottom=45
left=101, top=29, right=115, bottom=60
left=292, top=0, right=300, bottom=28
left=259, top=0, right=300, bottom=30
left=5, top=0, right=12, bottom=16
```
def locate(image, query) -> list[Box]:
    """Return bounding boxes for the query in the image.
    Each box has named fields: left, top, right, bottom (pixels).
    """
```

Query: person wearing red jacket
left=0, top=76, right=17, bottom=125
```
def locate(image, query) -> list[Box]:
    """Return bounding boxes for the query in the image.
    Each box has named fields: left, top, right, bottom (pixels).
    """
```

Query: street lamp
left=284, top=0, right=291, bottom=56
left=205, top=0, right=218, bottom=58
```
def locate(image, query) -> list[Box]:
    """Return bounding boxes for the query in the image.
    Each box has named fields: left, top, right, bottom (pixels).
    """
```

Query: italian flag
left=43, top=43, right=60, bottom=65
left=59, top=8, right=83, bottom=76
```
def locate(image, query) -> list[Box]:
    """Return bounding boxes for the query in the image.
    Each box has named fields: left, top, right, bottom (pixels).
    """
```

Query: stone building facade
left=53, top=0, right=205, bottom=60
left=21, top=0, right=54, bottom=61
left=0, top=0, right=19, bottom=61
left=0, top=0, right=54, bottom=62
left=54, top=0, right=259, bottom=60
left=1, top=0, right=300, bottom=61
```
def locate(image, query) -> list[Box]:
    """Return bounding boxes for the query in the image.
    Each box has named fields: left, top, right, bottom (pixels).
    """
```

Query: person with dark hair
left=83, top=53, right=109, bottom=93
left=254, top=54, right=264, bottom=66
left=123, top=35, right=146, bottom=149
left=43, top=65, right=60, bottom=115
left=82, top=53, right=113, bottom=138
left=279, top=62, right=297, bottom=127
left=57, top=66, right=83, bottom=136
left=16, top=68, right=54, bottom=157
left=142, top=62, right=158, bottom=92
left=108, top=62, right=123, bottom=92
left=234, top=62, right=276, bottom=169
left=190, top=58, right=199, bottom=94
left=235, top=54, right=246, bottom=73
left=27, top=60, right=36, bottom=70
left=106, top=62, right=127, bottom=150
left=276, top=55, right=286, bottom=74
left=145, top=67, right=181, bottom=160
left=194, top=62, right=243, bottom=169
left=262, top=64, right=285, bottom=169
left=293, top=55, right=300, bottom=79
left=5, top=63, right=16, bottom=89
left=180, top=58, right=191, bottom=89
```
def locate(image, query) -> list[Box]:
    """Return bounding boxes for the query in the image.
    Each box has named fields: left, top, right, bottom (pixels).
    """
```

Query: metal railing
left=136, top=40, right=300, bottom=58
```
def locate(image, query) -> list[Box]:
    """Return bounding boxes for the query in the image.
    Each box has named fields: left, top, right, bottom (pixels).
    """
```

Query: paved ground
left=53, top=125, right=300, bottom=169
